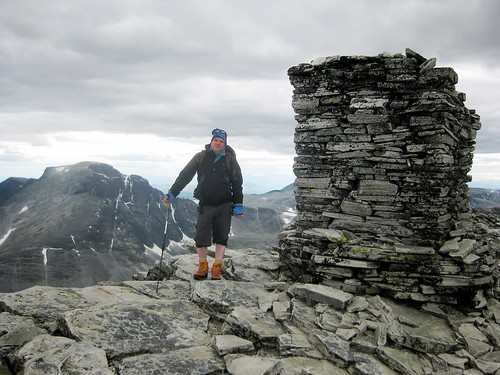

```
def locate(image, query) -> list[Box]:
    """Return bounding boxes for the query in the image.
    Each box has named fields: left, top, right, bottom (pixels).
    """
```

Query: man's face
left=211, top=137, right=225, bottom=154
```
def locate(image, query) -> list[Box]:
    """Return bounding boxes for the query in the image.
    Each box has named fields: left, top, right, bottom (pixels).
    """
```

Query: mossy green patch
left=350, top=246, right=373, bottom=254
left=328, top=236, right=348, bottom=244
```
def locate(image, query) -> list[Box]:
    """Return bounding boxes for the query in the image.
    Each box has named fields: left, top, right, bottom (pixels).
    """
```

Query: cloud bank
left=1, top=0, right=499, bottom=192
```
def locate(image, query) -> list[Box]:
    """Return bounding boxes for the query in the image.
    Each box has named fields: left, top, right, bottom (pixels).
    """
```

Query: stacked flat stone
left=279, top=49, right=498, bottom=305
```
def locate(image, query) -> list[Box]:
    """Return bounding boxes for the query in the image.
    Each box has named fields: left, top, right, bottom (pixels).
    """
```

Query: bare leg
left=211, top=244, right=225, bottom=280
left=214, top=244, right=225, bottom=261
left=197, top=247, right=208, bottom=260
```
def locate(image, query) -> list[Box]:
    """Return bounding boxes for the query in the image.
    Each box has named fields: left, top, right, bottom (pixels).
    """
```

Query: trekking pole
left=156, top=205, right=170, bottom=294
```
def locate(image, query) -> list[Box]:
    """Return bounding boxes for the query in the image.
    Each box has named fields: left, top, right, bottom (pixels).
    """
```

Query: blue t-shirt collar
left=211, top=148, right=226, bottom=163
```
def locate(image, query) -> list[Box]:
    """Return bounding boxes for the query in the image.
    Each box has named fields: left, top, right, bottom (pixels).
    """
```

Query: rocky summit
left=0, top=248, right=499, bottom=374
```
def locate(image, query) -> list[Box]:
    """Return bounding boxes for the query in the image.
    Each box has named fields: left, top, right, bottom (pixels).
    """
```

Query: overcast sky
left=1, top=0, right=499, bottom=193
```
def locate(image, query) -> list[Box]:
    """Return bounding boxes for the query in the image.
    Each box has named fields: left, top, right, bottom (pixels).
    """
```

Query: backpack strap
left=224, top=145, right=236, bottom=176
left=197, top=149, right=233, bottom=175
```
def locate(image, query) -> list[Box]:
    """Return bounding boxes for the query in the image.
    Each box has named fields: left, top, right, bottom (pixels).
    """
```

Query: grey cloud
left=0, top=0, right=499, bottom=183
left=0, top=152, right=30, bottom=162
left=475, top=115, right=500, bottom=153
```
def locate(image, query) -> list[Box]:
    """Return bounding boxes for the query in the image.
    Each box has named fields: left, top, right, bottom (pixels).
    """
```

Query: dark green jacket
left=170, top=144, right=243, bottom=206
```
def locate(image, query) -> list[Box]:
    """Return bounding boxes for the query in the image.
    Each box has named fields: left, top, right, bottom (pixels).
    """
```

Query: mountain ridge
left=0, top=161, right=292, bottom=292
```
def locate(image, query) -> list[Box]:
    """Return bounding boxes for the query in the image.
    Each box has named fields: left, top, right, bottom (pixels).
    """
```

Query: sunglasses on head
left=212, top=128, right=227, bottom=137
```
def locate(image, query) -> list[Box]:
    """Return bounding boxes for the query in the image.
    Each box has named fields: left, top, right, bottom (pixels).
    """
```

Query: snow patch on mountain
left=42, top=248, right=48, bottom=265
left=0, top=228, right=15, bottom=246
left=144, top=232, right=195, bottom=258
left=282, top=208, right=297, bottom=225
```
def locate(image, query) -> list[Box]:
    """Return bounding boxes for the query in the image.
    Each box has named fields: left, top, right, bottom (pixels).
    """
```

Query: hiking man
left=163, top=128, right=244, bottom=280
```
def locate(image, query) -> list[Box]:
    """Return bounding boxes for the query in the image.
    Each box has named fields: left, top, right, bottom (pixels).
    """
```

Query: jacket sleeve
left=169, top=152, right=201, bottom=197
left=231, top=157, right=244, bottom=205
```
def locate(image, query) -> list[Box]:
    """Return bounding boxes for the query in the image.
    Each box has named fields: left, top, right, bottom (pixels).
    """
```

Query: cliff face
left=1, top=249, right=499, bottom=374
left=278, top=49, right=498, bottom=305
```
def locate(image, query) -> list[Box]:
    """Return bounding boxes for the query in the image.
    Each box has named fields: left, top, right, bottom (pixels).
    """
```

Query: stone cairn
left=278, top=48, right=499, bottom=306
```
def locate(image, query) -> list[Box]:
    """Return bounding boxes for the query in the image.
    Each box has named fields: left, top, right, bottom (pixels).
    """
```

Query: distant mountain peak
left=0, top=177, right=36, bottom=204
left=41, top=161, right=121, bottom=180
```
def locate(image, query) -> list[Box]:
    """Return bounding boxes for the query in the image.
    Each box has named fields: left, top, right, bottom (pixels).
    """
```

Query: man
left=163, top=128, right=244, bottom=280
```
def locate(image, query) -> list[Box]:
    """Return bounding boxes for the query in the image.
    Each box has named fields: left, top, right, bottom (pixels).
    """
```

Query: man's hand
left=232, top=203, right=244, bottom=218
left=163, top=192, right=175, bottom=207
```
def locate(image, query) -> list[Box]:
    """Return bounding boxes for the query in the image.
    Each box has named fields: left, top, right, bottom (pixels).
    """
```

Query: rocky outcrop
left=279, top=49, right=499, bottom=306
left=1, top=248, right=499, bottom=374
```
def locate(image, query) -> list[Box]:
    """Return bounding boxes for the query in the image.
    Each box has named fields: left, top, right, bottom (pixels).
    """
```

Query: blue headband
left=211, top=128, right=227, bottom=143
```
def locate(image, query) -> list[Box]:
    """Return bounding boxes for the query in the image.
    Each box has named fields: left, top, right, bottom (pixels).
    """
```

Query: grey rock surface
left=0, top=248, right=498, bottom=374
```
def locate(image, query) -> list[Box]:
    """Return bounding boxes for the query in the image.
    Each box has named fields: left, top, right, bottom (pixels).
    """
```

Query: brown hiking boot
left=211, top=260, right=223, bottom=280
left=194, top=260, right=209, bottom=280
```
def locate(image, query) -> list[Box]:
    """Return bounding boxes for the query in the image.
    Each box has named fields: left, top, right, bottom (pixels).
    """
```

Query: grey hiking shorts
left=194, top=201, right=232, bottom=248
